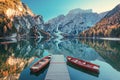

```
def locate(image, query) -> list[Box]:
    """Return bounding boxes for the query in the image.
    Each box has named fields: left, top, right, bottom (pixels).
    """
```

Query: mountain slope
left=0, top=0, right=49, bottom=38
left=80, top=4, right=120, bottom=37
left=44, top=9, right=107, bottom=36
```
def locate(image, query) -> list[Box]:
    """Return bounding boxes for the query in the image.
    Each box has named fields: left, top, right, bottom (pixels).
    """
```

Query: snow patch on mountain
left=44, top=8, right=107, bottom=37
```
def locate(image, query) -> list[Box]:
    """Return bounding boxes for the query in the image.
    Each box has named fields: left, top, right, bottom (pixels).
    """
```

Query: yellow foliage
left=3, top=25, right=7, bottom=33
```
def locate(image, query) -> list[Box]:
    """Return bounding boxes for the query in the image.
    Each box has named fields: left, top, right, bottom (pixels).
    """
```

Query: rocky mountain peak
left=0, top=0, right=50, bottom=38
left=80, top=3, right=120, bottom=37
left=68, top=8, right=92, bottom=15
left=44, top=8, right=106, bottom=37
left=104, top=3, right=120, bottom=18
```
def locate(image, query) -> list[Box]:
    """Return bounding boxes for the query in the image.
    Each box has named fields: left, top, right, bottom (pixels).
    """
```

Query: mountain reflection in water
left=0, top=38, right=120, bottom=80
left=80, top=39, right=120, bottom=71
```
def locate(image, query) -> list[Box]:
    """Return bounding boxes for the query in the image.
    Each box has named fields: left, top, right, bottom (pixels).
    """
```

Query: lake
left=0, top=38, right=120, bottom=80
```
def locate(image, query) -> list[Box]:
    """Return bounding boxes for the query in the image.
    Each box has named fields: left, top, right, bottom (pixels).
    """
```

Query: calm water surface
left=0, top=38, right=120, bottom=80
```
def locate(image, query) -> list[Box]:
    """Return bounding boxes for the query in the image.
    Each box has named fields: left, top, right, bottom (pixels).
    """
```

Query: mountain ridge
left=79, top=4, right=120, bottom=38
left=44, top=8, right=107, bottom=37
left=0, top=0, right=50, bottom=38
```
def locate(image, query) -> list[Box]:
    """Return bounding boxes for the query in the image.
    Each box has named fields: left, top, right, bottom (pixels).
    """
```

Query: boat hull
left=30, top=55, right=51, bottom=72
left=67, top=56, right=100, bottom=73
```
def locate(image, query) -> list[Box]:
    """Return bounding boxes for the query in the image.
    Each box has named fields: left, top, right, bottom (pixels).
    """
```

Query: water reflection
left=79, top=39, right=120, bottom=72
left=43, top=39, right=100, bottom=61
left=67, top=62, right=99, bottom=77
left=19, top=58, right=49, bottom=80
left=0, top=38, right=120, bottom=80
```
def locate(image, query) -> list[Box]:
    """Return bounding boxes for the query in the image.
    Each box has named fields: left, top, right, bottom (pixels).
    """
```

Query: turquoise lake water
left=0, top=38, right=120, bottom=80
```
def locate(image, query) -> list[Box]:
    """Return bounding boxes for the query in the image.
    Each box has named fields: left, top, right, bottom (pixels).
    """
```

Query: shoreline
left=0, top=36, right=120, bottom=41
left=79, top=37, right=120, bottom=41
left=99, top=37, right=120, bottom=41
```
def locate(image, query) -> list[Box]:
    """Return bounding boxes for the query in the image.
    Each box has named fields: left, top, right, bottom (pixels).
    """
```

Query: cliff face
left=80, top=4, right=120, bottom=38
left=44, top=9, right=107, bottom=37
left=0, top=0, right=49, bottom=38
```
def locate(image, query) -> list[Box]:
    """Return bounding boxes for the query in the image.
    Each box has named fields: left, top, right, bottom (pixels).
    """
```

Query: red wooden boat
left=0, top=41, right=15, bottom=44
left=67, top=56, right=100, bottom=73
left=30, top=55, right=51, bottom=72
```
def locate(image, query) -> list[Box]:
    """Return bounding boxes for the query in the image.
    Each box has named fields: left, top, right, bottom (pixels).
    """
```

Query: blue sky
left=22, top=0, right=120, bottom=21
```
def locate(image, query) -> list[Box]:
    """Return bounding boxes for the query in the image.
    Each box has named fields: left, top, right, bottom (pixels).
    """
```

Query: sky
left=22, top=0, right=120, bottom=21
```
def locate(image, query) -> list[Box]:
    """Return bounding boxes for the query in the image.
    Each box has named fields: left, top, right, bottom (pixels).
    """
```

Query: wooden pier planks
left=45, top=55, right=70, bottom=80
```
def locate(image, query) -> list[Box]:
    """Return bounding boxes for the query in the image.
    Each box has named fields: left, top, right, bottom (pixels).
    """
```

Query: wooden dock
left=45, top=55, right=71, bottom=80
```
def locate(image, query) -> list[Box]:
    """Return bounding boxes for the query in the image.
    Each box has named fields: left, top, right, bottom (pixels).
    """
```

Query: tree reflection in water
left=79, top=39, right=120, bottom=72
left=0, top=38, right=120, bottom=80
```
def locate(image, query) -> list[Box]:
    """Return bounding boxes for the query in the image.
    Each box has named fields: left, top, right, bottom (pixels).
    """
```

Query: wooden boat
left=67, top=62, right=99, bottom=77
left=30, top=55, right=51, bottom=72
left=67, top=56, right=100, bottom=73
left=0, top=41, right=15, bottom=44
